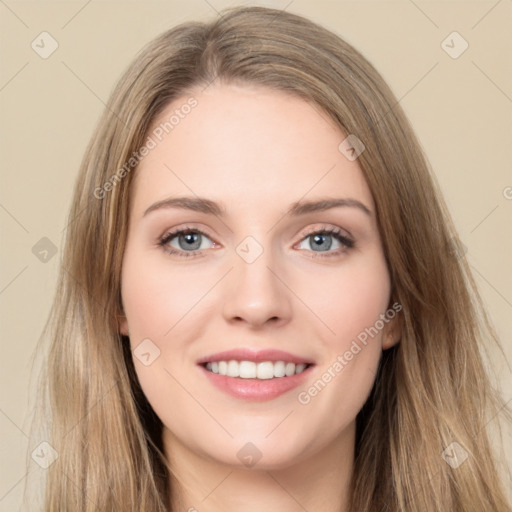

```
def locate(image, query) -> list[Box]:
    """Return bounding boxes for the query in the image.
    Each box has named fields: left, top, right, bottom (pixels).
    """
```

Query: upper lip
left=196, top=348, right=315, bottom=365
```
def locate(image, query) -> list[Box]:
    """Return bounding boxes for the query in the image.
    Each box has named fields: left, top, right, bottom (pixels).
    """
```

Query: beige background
left=1, top=0, right=511, bottom=509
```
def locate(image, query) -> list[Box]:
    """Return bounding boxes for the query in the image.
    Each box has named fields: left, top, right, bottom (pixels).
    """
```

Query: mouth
left=201, top=360, right=313, bottom=379
left=196, top=348, right=316, bottom=401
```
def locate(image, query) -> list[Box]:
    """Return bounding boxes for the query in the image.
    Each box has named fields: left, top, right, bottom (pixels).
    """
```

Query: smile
left=199, top=361, right=315, bottom=401
left=204, top=360, right=311, bottom=379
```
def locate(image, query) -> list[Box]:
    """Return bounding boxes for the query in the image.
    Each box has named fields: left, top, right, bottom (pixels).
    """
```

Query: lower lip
left=199, top=364, right=314, bottom=401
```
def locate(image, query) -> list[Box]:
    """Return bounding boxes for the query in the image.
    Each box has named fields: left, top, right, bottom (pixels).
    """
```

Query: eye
left=158, top=226, right=354, bottom=259
left=159, top=228, right=216, bottom=257
left=296, top=228, right=354, bottom=256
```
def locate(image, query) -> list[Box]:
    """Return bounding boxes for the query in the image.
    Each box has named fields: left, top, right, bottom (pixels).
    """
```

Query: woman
left=28, top=5, right=510, bottom=511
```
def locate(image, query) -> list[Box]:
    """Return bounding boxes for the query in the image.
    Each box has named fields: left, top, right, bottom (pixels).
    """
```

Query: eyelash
left=158, top=226, right=212, bottom=259
left=157, top=225, right=355, bottom=259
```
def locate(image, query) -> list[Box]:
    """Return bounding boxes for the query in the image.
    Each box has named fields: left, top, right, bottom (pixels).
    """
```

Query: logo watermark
left=297, top=302, right=402, bottom=405
left=93, top=97, right=198, bottom=199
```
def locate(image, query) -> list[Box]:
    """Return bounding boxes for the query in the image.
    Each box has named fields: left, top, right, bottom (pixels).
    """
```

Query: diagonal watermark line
left=0, top=470, right=29, bottom=502
left=61, top=264, right=107, bottom=312
left=266, top=164, right=336, bottom=234
left=265, top=409, right=294, bottom=438
left=376, top=62, right=439, bottom=125
left=60, top=204, right=90, bottom=234
left=61, top=0, right=93, bottom=29
left=267, top=0, right=296, bottom=27
left=266, top=471, right=311, bottom=512
left=201, top=470, right=234, bottom=502
left=473, top=396, right=512, bottom=441
left=470, top=204, right=499, bottom=233
left=0, top=203, right=29, bottom=233
left=370, top=323, right=510, bottom=511
left=470, top=264, right=512, bottom=309
left=407, top=0, right=439, bottom=28
left=0, top=408, right=29, bottom=438
left=401, top=469, right=443, bottom=511
left=472, top=61, right=512, bottom=103
left=0, top=265, right=28, bottom=295
left=266, top=266, right=336, bottom=335
left=199, top=1, right=294, bottom=89
left=163, top=366, right=234, bottom=438
left=201, top=0, right=221, bottom=17
left=164, top=267, right=234, bottom=337
left=61, top=60, right=107, bottom=105
left=163, top=163, right=232, bottom=233
left=61, top=468, right=101, bottom=511
left=61, top=61, right=129, bottom=128
left=471, top=0, right=503, bottom=29
left=0, top=0, right=29, bottom=28
left=63, top=380, right=119, bottom=438
left=0, top=62, right=29, bottom=92
left=200, top=68, right=220, bottom=93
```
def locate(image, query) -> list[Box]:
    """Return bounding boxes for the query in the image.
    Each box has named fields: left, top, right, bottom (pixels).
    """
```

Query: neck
left=164, top=422, right=355, bottom=512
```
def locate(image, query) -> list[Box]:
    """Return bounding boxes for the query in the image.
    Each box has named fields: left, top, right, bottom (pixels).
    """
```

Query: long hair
left=27, top=6, right=510, bottom=511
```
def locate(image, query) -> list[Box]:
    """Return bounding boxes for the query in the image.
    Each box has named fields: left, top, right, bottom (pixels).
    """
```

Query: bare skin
left=119, top=82, right=400, bottom=512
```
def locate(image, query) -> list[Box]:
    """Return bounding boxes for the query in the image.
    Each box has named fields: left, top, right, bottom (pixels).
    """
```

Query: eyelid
left=297, top=223, right=353, bottom=240
left=292, top=224, right=355, bottom=257
left=158, top=225, right=219, bottom=258
left=158, top=223, right=355, bottom=258
left=159, top=224, right=217, bottom=243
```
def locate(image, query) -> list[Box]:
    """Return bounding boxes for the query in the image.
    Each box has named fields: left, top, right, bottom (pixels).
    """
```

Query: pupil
left=312, top=234, right=332, bottom=251
left=179, top=232, right=201, bottom=250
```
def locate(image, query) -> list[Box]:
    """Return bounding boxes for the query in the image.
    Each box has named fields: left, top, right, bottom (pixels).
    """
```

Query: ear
left=118, top=315, right=129, bottom=336
left=381, top=308, right=403, bottom=350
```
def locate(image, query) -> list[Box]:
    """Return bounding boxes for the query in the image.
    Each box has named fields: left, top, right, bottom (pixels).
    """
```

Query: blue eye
left=297, top=229, right=354, bottom=255
left=159, top=227, right=354, bottom=259
left=159, top=228, right=215, bottom=257
left=172, top=232, right=207, bottom=251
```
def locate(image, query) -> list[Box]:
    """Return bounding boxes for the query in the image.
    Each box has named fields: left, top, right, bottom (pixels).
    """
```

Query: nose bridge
left=222, top=238, right=292, bottom=327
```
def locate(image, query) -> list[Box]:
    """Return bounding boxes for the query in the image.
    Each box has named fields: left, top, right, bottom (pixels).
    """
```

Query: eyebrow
left=143, top=196, right=372, bottom=218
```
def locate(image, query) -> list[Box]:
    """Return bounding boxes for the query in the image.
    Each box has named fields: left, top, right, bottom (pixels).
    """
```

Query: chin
left=195, top=435, right=313, bottom=471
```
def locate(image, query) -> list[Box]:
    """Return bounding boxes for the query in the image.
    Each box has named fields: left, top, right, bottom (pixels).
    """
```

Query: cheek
left=120, top=237, right=392, bottom=460
left=301, top=253, right=391, bottom=351
left=119, top=248, right=209, bottom=434
left=120, top=247, right=218, bottom=340
left=293, top=253, right=390, bottom=419
left=120, top=248, right=221, bottom=412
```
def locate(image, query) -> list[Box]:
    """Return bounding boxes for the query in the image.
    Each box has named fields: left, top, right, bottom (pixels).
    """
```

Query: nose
left=222, top=248, right=293, bottom=329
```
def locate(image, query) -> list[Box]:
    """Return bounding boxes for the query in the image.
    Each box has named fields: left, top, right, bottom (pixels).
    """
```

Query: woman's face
left=119, top=82, right=400, bottom=469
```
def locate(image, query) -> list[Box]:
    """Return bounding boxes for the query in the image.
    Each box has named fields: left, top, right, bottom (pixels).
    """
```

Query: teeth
left=204, top=360, right=309, bottom=379
left=257, top=362, right=274, bottom=379
left=239, top=360, right=257, bottom=378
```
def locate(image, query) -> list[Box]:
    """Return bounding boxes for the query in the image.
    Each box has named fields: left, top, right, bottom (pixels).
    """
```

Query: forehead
left=130, top=83, right=374, bottom=216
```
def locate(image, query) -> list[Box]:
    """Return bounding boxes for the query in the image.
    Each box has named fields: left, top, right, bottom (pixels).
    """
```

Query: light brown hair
left=27, top=6, right=510, bottom=511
